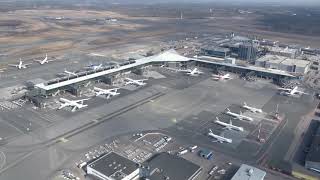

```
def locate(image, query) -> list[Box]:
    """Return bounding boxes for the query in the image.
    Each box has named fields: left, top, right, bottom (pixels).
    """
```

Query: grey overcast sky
left=169, top=0, right=319, bottom=5
left=98, top=0, right=320, bottom=6
left=2, top=0, right=320, bottom=6
left=121, top=0, right=320, bottom=6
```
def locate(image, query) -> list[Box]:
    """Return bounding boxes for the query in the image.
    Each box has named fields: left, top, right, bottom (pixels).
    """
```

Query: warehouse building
left=305, top=126, right=320, bottom=173
left=143, top=152, right=202, bottom=180
left=255, top=55, right=311, bottom=74
left=268, top=46, right=299, bottom=58
left=86, top=152, right=140, bottom=180
left=231, top=164, right=266, bottom=180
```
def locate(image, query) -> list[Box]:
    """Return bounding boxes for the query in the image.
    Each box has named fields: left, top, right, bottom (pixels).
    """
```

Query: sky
left=165, top=0, right=320, bottom=5
left=100, top=0, right=320, bottom=6
left=1, top=0, right=320, bottom=6
left=115, top=0, right=320, bottom=6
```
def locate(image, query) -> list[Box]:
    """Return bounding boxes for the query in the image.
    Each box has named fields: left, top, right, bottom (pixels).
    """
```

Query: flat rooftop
left=87, top=152, right=138, bottom=179
left=145, top=152, right=202, bottom=180
left=269, top=46, right=298, bottom=54
left=202, top=46, right=230, bottom=52
left=256, top=54, right=310, bottom=68
left=35, top=49, right=189, bottom=91
left=35, top=50, right=296, bottom=92
left=231, top=164, right=266, bottom=180
left=193, top=57, right=295, bottom=77
left=306, top=126, right=320, bottom=163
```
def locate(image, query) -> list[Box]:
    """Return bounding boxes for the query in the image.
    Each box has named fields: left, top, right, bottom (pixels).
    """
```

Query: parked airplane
left=8, top=59, right=32, bottom=69
left=278, top=86, right=308, bottom=96
left=207, top=129, right=232, bottom=143
left=34, top=54, right=53, bottom=65
left=93, top=87, right=120, bottom=99
left=186, top=68, right=203, bottom=76
left=58, top=98, right=89, bottom=112
left=87, top=64, right=103, bottom=71
left=125, top=78, right=147, bottom=86
left=64, top=69, right=77, bottom=76
left=0, top=68, right=6, bottom=72
left=242, top=102, right=263, bottom=113
left=167, top=67, right=203, bottom=76
left=225, top=108, right=254, bottom=121
left=212, top=73, right=232, bottom=81
left=214, top=117, right=244, bottom=131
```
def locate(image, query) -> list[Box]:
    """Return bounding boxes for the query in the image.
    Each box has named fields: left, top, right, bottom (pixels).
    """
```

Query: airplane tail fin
left=244, top=102, right=247, bottom=106
left=226, top=108, right=230, bottom=112
left=215, top=117, right=219, bottom=122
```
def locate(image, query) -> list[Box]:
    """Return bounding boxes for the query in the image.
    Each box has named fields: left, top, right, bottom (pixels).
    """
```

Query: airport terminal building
left=27, top=50, right=297, bottom=106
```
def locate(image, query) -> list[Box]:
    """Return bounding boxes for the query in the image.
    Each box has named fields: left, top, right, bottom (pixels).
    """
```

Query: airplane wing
left=94, top=87, right=104, bottom=91
left=176, top=69, right=191, bottom=73
left=297, top=90, right=308, bottom=95
left=109, top=88, right=120, bottom=92
left=74, top=98, right=90, bottom=103
left=8, top=64, right=18, bottom=67
left=125, top=78, right=133, bottom=81
left=95, top=91, right=102, bottom=96
left=212, top=74, right=221, bottom=77
left=278, top=87, right=291, bottom=91
left=58, top=103, right=69, bottom=109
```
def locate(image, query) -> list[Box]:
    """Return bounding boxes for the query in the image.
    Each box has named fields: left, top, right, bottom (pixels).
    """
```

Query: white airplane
left=64, top=69, right=77, bottom=76
left=168, top=67, right=203, bottom=76
left=34, top=54, right=53, bottom=65
left=212, top=73, right=232, bottom=81
left=87, top=64, right=103, bottom=71
left=8, top=59, right=32, bottom=69
left=0, top=68, right=6, bottom=73
left=214, top=117, right=244, bottom=131
left=125, top=78, right=147, bottom=86
left=93, top=87, right=120, bottom=99
left=278, top=86, right=308, bottom=96
left=58, top=98, right=89, bottom=112
left=242, top=102, right=263, bottom=113
left=185, top=68, right=203, bottom=76
left=207, top=129, right=232, bottom=143
left=225, top=108, right=254, bottom=121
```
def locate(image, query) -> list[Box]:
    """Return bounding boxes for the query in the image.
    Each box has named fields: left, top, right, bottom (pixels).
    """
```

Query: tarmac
left=0, top=66, right=316, bottom=179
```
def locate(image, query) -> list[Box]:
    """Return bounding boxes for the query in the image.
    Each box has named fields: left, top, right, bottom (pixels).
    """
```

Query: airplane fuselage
left=94, top=87, right=120, bottom=97
left=214, top=120, right=244, bottom=131
left=208, top=131, right=232, bottom=143
left=225, top=111, right=253, bottom=121
left=242, top=105, right=263, bottom=113
left=125, top=78, right=147, bottom=86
